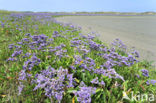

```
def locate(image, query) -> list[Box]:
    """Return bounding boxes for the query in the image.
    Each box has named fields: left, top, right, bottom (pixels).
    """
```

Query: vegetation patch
left=0, top=12, right=156, bottom=103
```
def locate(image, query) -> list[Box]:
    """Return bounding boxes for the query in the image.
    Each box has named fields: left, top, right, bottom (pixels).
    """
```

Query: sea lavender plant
left=74, top=86, right=96, bottom=103
left=141, top=69, right=149, bottom=77
left=33, top=66, right=75, bottom=102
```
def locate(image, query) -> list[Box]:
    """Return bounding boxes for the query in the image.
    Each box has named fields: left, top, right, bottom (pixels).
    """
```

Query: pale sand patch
left=56, top=16, right=156, bottom=65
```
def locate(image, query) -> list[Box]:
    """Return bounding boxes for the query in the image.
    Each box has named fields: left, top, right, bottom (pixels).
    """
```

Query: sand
left=56, top=16, right=156, bottom=65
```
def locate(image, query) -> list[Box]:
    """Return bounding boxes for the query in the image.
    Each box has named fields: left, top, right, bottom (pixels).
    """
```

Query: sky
left=0, top=0, right=156, bottom=12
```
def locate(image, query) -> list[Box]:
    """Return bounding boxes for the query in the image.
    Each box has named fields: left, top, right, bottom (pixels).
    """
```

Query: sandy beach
left=56, top=16, right=156, bottom=64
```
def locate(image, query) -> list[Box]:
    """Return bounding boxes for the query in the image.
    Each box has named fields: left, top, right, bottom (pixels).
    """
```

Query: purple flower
left=48, top=38, right=53, bottom=42
left=74, top=86, right=96, bottom=103
left=17, top=42, right=23, bottom=45
left=94, top=68, right=106, bottom=75
left=55, top=91, right=64, bottom=103
left=18, top=82, right=24, bottom=95
left=33, top=74, right=49, bottom=91
left=146, top=80, right=150, bottom=85
left=87, top=34, right=95, bottom=40
left=103, top=60, right=113, bottom=69
left=18, top=70, right=27, bottom=81
left=91, top=77, right=99, bottom=84
left=55, top=46, right=62, bottom=50
left=7, top=57, right=16, bottom=61
left=1, top=22, right=5, bottom=28
left=53, top=31, right=59, bottom=35
left=132, top=50, right=140, bottom=58
left=121, top=61, right=129, bottom=66
left=53, top=31, right=60, bottom=38
left=23, top=54, right=41, bottom=70
left=70, top=66, right=76, bottom=70
left=67, top=74, right=74, bottom=88
left=79, top=81, right=86, bottom=87
left=141, top=69, right=149, bottom=77
left=23, top=53, right=31, bottom=58
left=150, top=80, right=156, bottom=85
left=8, top=44, right=14, bottom=49
left=60, top=44, right=66, bottom=47
left=71, top=40, right=82, bottom=46
left=136, top=74, right=140, bottom=78
left=22, top=38, right=29, bottom=42
left=100, top=81, right=105, bottom=86
left=89, top=40, right=101, bottom=50
left=33, top=66, right=74, bottom=101
left=111, top=38, right=127, bottom=51
left=11, top=50, right=23, bottom=57
left=25, top=33, right=31, bottom=36
left=146, top=80, right=156, bottom=85
left=49, top=48, right=56, bottom=52
left=39, top=34, right=48, bottom=40
left=14, top=45, right=21, bottom=49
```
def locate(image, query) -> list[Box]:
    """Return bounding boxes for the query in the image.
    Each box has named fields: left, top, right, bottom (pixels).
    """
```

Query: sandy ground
left=56, top=16, right=156, bottom=65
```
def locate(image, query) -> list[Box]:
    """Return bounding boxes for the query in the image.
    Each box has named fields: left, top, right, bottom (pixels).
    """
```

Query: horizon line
left=0, top=9, right=156, bottom=13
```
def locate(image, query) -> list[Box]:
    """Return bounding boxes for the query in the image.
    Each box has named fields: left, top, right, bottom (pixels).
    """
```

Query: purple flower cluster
left=89, top=40, right=101, bottom=50
left=77, top=46, right=90, bottom=55
left=8, top=44, right=14, bottom=50
left=141, top=69, right=149, bottom=77
left=53, top=31, right=61, bottom=38
left=73, top=55, right=95, bottom=71
left=23, top=54, right=41, bottom=70
left=28, top=34, right=49, bottom=50
left=146, top=80, right=156, bottom=85
left=91, top=77, right=105, bottom=86
left=72, top=34, right=138, bottom=70
left=33, top=66, right=74, bottom=102
left=131, top=50, right=140, bottom=58
left=17, top=54, right=41, bottom=94
left=94, top=68, right=125, bottom=81
left=111, top=38, right=127, bottom=52
left=11, top=50, right=23, bottom=57
left=7, top=33, right=54, bottom=61
left=0, top=21, right=5, bottom=28
left=74, top=82, right=96, bottom=103
left=71, top=39, right=82, bottom=47
left=48, top=44, right=67, bottom=59
left=7, top=44, right=22, bottom=61
left=18, top=82, right=24, bottom=95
